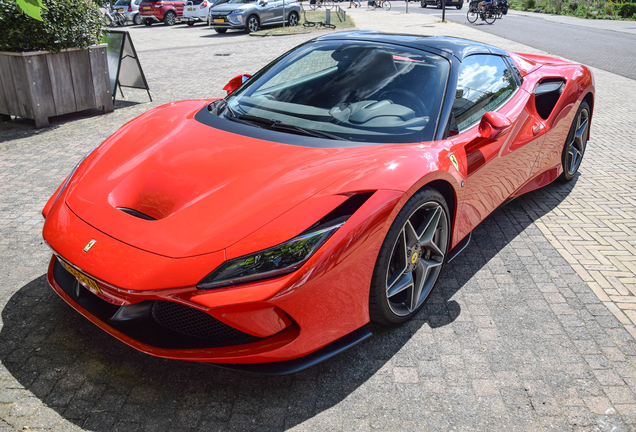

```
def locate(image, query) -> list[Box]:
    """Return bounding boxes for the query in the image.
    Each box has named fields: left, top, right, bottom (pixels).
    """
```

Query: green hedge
left=0, top=0, right=103, bottom=53
left=619, top=2, right=636, bottom=17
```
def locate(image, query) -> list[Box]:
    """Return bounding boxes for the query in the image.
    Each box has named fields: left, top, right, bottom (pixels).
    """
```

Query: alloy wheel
left=566, top=107, right=589, bottom=176
left=385, top=201, right=448, bottom=316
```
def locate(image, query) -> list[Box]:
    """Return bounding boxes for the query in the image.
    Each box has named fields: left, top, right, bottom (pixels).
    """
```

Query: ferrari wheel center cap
left=410, top=252, right=419, bottom=264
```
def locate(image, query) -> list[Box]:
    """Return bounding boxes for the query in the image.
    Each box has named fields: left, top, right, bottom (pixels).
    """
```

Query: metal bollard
left=326, top=8, right=330, bottom=24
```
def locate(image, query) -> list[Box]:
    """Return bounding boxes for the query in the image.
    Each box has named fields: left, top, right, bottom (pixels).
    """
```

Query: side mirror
left=259, top=0, right=268, bottom=5
left=222, top=74, right=252, bottom=95
left=478, top=111, right=511, bottom=140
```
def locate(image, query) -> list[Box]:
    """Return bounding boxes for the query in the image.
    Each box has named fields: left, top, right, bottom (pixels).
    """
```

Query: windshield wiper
left=236, top=114, right=349, bottom=141
left=209, top=99, right=236, bottom=118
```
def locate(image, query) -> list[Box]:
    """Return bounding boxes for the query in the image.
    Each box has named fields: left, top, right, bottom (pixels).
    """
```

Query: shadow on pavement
left=0, top=178, right=576, bottom=430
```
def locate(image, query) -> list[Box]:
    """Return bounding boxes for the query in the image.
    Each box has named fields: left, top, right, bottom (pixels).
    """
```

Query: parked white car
left=183, top=0, right=228, bottom=25
left=114, top=0, right=143, bottom=24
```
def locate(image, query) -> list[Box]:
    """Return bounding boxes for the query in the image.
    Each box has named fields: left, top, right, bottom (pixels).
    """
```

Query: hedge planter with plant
left=0, top=0, right=113, bottom=127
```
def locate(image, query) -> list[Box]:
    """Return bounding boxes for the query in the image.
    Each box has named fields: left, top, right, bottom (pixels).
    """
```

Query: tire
left=368, top=1, right=375, bottom=9
left=456, top=2, right=462, bottom=8
left=436, top=0, right=442, bottom=7
left=467, top=8, right=478, bottom=22
left=245, top=14, right=259, bottom=32
left=288, top=11, right=299, bottom=26
left=187, top=20, right=195, bottom=26
left=369, top=188, right=450, bottom=325
left=382, top=0, right=390, bottom=9
left=163, top=10, right=176, bottom=25
left=215, top=28, right=227, bottom=33
left=144, top=19, right=153, bottom=25
left=421, top=0, right=427, bottom=6
left=484, top=10, right=496, bottom=23
left=133, top=13, right=142, bottom=25
left=558, top=101, right=590, bottom=182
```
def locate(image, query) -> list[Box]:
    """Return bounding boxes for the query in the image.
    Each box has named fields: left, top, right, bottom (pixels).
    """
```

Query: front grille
left=151, top=300, right=253, bottom=343
left=51, top=256, right=263, bottom=349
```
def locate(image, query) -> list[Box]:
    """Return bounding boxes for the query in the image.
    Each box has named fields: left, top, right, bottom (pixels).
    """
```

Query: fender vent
left=534, top=79, right=565, bottom=120
left=117, top=207, right=157, bottom=221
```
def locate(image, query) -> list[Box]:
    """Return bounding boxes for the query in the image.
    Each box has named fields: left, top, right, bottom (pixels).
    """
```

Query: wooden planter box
left=0, top=45, right=114, bottom=128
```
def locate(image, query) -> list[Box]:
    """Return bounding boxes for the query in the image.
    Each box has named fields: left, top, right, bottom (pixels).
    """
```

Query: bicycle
left=466, top=0, right=496, bottom=24
left=368, top=0, right=391, bottom=10
left=309, top=0, right=335, bottom=9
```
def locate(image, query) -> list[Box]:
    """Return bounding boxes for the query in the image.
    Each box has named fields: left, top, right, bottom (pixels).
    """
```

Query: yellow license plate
left=60, top=259, right=101, bottom=293
left=214, top=18, right=224, bottom=22
left=143, top=6, right=151, bottom=9
left=188, top=7, right=195, bottom=10
left=117, top=8, right=124, bottom=11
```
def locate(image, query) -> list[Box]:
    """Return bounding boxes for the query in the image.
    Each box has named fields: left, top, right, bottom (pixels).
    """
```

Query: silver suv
left=208, top=0, right=300, bottom=33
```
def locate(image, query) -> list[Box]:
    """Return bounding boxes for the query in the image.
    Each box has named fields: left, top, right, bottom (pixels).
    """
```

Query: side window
left=453, top=54, right=517, bottom=131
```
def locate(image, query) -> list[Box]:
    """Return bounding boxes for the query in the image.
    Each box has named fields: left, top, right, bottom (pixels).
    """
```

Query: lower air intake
left=151, top=300, right=254, bottom=343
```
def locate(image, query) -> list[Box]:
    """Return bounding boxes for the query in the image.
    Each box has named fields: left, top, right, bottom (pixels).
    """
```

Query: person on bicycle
left=349, top=0, right=359, bottom=7
left=478, top=0, right=493, bottom=16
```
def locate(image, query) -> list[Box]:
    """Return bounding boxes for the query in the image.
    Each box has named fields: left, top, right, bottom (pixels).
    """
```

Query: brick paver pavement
left=1, top=10, right=635, bottom=431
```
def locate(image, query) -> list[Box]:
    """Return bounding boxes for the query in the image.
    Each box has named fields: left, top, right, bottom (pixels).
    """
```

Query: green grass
left=250, top=9, right=355, bottom=36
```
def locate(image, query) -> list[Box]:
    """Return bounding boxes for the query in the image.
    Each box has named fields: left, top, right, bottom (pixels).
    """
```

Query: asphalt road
left=389, top=2, right=636, bottom=80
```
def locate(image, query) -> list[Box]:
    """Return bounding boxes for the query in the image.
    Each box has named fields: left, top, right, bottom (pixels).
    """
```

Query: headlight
left=229, top=9, right=243, bottom=13
left=197, top=223, right=342, bottom=290
left=55, top=146, right=98, bottom=201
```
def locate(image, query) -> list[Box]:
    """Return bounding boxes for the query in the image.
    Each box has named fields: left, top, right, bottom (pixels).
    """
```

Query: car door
left=258, top=0, right=278, bottom=23
left=450, top=54, right=548, bottom=238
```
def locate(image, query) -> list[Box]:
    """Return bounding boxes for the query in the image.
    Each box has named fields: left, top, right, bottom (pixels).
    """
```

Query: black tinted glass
left=223, top=41, right=450, bottom=144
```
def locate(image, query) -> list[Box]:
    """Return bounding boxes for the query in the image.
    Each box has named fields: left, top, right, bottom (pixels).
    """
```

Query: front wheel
left=187, top=20, right=195, bottom=26
left=245, top=14, right=259, bottom=32
left=484, top=10, right=496, bottom=23
left=368, top=1, right=376, bottom=9
left=382, top=0, right=391, bottom=9
left=467, top=8, right=478, bottom=21
left=456, top=2, right=462, bottom=8
left=163, top=10, right=176, bottom=25
left=144, top=19, right=153, bottom=25
left=288, top=11, right=299, bottom=26
left=369, top=188, right=450, bottom=325
left=214, top=28, right=227, bottom=33
left=559, top=101, right=590, bottom=182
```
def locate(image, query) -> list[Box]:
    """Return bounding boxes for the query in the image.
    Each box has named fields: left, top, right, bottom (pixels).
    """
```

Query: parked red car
left=139, top=0, right=185, bottom=25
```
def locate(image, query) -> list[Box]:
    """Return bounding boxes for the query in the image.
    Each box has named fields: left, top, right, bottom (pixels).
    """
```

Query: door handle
left=532, top=122, right=544, bottom=136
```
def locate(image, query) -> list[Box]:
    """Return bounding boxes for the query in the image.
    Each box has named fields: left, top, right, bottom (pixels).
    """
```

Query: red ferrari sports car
left=42, top=32, right=594, bottom=374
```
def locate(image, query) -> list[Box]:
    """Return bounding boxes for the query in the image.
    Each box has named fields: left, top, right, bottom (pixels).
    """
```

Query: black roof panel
left=315, top=31, right=508, bottom=61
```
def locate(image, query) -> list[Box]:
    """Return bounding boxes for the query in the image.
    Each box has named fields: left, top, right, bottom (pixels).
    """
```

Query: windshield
left=217, top=40, right=449, bottom=144
left=114, top=0, right=130, bottom=4
left=228, top=0, right=256, bottom=3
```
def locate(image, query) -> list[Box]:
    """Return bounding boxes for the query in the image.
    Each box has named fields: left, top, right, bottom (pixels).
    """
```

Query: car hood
left=210, top=3, right=253, bottom=11
left=66, top=100, right=377, bottom=259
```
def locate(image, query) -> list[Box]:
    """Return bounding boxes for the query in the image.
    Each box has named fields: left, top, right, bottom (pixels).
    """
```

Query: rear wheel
left=187, top=20, right=195, bottom=26
left=245, top=15, right=259, bottom=32
left=467, top=8, right=478, bottom=21
left=288, top=11, right=299, bottom=26
left=144, top=19, right=153, bottom=25
left=456, top=2, right=462, bottom=8
left=133, top=13, right=142, bottom=25
left=382, top=0, right=391, bottom=9
left=559, top=101, right=590, bottom=182
left=484, top=9, right=496, bottom=23
left=163, top=10, right=176, bottom=25
left=369, top=188, right=450, bottom=325
left=215, top=28, right=227, bottom=33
